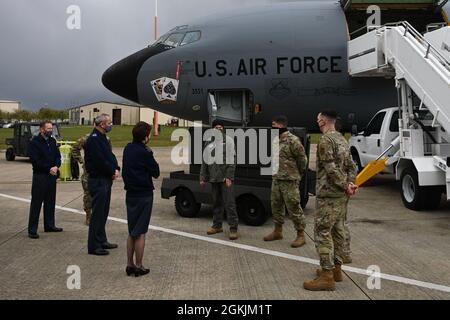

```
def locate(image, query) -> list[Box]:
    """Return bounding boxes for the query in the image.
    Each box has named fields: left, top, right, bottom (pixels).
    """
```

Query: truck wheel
left=175, top=189, right=200, bottom=218
left=401, top=167, right=425, bottom=211
left=6, top=148, right=15, bottom=161
left=237, top=195, right=268, bottom=226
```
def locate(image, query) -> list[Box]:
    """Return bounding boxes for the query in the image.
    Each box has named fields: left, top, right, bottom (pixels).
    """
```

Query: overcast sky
left=0, top=0, right=295, bottom=110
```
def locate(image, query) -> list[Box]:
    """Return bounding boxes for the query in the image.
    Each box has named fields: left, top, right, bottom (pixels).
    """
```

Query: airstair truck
left=348, top=22, right=450, bottom=210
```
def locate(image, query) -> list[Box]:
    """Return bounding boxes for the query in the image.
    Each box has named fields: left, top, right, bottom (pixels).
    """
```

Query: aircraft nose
left=102, top=45, right=168, bottom=103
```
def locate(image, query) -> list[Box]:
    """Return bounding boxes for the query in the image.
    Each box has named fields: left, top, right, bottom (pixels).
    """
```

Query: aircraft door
left=207, top=89, right=252, bottom=125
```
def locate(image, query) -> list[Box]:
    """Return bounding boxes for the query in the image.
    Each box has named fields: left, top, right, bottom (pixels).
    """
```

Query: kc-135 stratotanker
left=102, top=0, right=449, bottom=130
left=103, top=1, right=450, bottom=221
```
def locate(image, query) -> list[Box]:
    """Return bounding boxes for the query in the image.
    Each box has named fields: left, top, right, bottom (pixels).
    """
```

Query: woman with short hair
left=122, top=122, right=160, bottom=277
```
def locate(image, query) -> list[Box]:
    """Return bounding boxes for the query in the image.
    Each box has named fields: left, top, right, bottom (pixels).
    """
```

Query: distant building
left=68, top=101, right=173, bottom=126
left=0, top=100, right=21, bottom=113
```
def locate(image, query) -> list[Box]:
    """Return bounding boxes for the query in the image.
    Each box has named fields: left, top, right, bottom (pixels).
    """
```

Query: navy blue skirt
left=126, top=193, right=153, bottom=237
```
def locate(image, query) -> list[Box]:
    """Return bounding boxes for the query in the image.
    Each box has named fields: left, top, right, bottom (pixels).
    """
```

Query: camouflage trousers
left=271, top=180, right=306, bottom=231
left=314, top=196, right=348, bottom=270
left=81, top=173, right=92, bottom=213
left=343, top=197, right=351, bottom=258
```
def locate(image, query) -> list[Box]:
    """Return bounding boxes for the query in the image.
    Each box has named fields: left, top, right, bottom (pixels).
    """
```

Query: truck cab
left=349, top=107, right=400, bottom=173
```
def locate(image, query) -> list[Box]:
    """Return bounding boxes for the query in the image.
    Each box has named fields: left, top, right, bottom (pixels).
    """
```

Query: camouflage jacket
left=72, top=134, right=111, bottom=170
left=316, top=130, right=357, bottom=198
left=200, top=130, right=236, bottom=183
left=273, top=131, right=308, bottom=181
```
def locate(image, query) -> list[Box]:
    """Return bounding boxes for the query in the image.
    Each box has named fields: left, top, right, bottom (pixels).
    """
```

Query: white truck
left=349, top=107, right=400, bottom=174
left=347, top=22, right=450, bottom=211
left=349, top=107, right=443, bottom=210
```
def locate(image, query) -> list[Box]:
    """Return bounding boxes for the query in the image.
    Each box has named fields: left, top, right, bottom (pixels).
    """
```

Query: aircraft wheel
left=237, top=195, right=267, bottom=226
left=6, top=148, right=15, bottom=161
left=175, top=188, right=201, bottom=218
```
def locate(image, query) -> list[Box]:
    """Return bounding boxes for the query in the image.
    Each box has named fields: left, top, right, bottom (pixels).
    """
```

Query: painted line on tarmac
left=1, top=192, right=450, bottom=294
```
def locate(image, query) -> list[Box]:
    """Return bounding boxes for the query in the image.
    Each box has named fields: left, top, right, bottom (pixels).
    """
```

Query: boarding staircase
left=349, top=22, right=450, bottom=133
left=348, top=22, right=450, bottom=196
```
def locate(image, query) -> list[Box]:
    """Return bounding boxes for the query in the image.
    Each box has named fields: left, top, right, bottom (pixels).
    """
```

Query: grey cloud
left=0, top=0, right=293, bottom=109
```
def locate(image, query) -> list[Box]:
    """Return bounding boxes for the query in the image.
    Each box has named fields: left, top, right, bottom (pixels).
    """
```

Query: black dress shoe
left=134, top=266, right=150, bottom=277
left=88, top=248, right=109, bottom=256
left=28, top=233, right=39, bottom=239
left=101, top=242, right=118, bottom=250
left=44, top=227, right=63, bottom=232
left=126, top=266, right=136, bottom=276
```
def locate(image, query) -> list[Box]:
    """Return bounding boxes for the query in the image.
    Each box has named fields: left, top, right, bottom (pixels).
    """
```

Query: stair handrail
left=383, top=21, right=450, bottom=72
left=350, top=21, right=450, bottom=72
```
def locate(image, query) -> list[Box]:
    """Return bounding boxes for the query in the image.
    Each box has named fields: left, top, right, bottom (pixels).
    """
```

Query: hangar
left=68, top=101, right=173, bottom=126
left=0, top=100, right=21, bottom=114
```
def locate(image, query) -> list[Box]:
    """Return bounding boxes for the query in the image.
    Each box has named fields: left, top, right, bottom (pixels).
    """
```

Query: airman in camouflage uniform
left=264, top=115, right=308, bottom=248
left=72, top=133, right=111, bottom=225
left=304, top=110, right=358, bottom=291
left=335, top=116, right=353, bottom=263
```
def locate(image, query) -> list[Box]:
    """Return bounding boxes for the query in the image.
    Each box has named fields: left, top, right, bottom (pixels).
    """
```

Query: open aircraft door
left=208, top=89, right=253, bottom=126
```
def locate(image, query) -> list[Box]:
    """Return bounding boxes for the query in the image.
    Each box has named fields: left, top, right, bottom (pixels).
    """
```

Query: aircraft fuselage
left=103, top=1, right=403, bottom=130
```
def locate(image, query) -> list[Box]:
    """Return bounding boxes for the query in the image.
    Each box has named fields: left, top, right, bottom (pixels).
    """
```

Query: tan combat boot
left=316, top=264, right=343, bottom=282
left=207, top=227, right=223, bottom=235
left=342, top=256, right=352, bottom=264
left=304, top=269, right=336, bottom=291
left=263, top=223, right=283, bottom=241
left=291, top=230, right=306, bottom=248
left=229, top=230, right=238, bottom=240
left=85, top=209, right=91, bottom=226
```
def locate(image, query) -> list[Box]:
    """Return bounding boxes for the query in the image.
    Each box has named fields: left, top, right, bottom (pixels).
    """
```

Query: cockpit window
left=164, top=33, right=185, bottom=47
left=154, top=34, right=170, bottom=46
left=180, top=31, right=201, bottom=46
left=153, top=30, right=201, bottom=48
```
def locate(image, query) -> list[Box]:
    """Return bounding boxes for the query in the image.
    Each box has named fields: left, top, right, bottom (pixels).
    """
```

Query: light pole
left=153, top=0, right=159, bottom=137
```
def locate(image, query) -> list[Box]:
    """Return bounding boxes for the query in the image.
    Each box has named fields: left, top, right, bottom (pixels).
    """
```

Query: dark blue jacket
left=122, top=142, right=160, bottom=197
left=28, top=134, right=61, bottom=175
left=84, top=128, right=119, bottom=179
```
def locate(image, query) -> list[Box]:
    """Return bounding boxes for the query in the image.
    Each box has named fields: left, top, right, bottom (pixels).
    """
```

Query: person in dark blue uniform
left=84, top=114, right=120, bottom=256
left=28, top=121, right=63, bottom=239
left=122, top=122, right=160, bottom=277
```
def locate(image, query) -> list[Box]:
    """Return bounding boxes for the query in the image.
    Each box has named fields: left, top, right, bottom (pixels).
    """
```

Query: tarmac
left=0, top=146, right=450, bottom=300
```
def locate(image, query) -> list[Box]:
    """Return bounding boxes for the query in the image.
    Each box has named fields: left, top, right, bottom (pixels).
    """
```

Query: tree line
left=0, top=108, right=69, bottom=122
